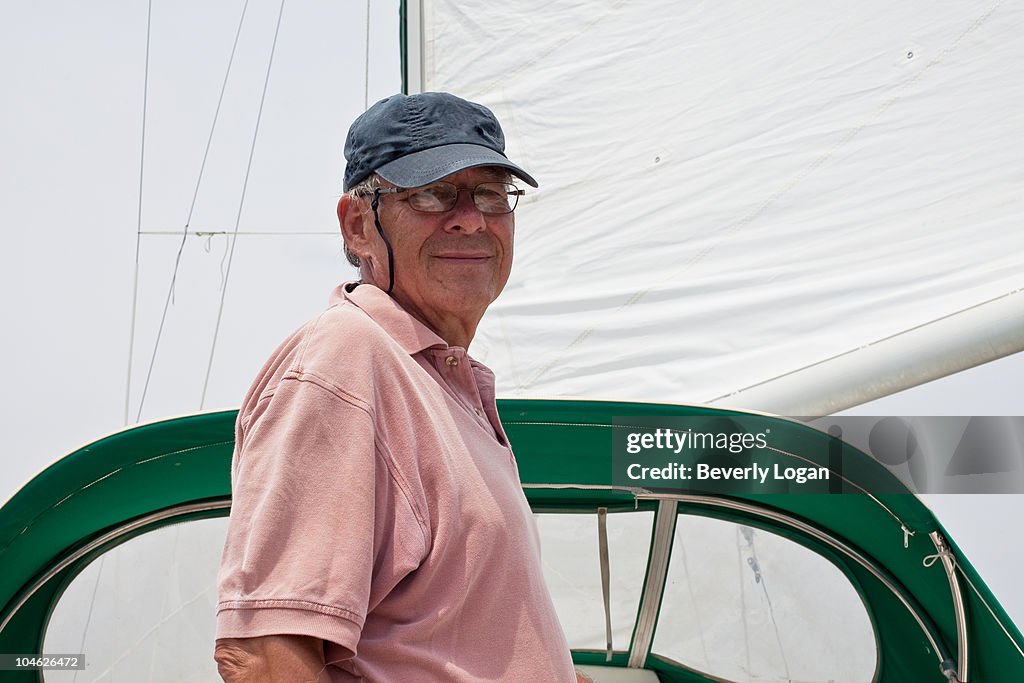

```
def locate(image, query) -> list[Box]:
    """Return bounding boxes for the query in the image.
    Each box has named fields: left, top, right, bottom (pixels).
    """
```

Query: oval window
left=41, top=517, right=228, bottom=682
left=652, top=514, right=877, bottom=682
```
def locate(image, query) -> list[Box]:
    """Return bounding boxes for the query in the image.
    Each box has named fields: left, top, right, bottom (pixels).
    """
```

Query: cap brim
left=375, top=143, right=538, bottom=188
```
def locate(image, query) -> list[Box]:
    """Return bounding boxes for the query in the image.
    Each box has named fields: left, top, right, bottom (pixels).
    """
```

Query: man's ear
left=338, top=194, right=374, bottom=262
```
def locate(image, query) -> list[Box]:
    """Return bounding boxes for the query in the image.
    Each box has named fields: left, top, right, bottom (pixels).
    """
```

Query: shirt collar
left=331, top=282, right=450, bottom=356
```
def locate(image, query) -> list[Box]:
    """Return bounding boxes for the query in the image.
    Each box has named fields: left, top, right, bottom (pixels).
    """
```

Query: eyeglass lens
left=406, top=182, right=520, bottom=214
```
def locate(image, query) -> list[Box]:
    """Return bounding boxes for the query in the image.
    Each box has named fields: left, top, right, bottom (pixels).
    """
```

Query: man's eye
left=411, top=186, right=452, bottom=208
left=423, top=186, right=448, bottom=198
left=476, top=188, right=503, bottom=200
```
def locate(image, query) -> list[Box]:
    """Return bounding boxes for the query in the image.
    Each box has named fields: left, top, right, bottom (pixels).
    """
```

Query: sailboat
left=2, top=1, right=1022, bottom=680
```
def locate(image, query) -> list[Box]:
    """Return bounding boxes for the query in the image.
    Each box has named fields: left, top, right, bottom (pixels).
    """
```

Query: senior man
left=215, top=93, right=586, bottom=682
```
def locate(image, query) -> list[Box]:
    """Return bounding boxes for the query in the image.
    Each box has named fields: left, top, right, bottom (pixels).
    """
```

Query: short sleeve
left=216, top=373, right=427, bottom=658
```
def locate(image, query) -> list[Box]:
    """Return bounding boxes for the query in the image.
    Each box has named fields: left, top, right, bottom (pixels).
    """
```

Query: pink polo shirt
left=217, top=283, right=575, bottom=682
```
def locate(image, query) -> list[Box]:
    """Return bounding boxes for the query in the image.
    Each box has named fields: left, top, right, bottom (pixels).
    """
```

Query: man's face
left=356, top=166, right=516, bottom=339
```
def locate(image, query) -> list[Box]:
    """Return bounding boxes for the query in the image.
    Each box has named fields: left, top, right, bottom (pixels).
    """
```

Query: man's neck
left=405, top=306, right=479, bottom=350
left=380, top=290, right=480, bottom=349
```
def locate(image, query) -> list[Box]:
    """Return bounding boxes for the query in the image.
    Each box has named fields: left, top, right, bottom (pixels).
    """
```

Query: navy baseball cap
left=343, top=92, right=538, bottom=191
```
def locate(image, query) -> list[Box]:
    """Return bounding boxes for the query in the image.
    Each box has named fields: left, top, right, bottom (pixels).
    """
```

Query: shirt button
left=446, top=356, right=459, bottom=367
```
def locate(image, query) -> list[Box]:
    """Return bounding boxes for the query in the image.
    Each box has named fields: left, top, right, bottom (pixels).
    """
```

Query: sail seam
left=708, top=286, right=1024, bottom=404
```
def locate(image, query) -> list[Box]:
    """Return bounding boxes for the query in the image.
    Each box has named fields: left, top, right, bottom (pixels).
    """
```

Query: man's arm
left=216, top=636, right=591, bottom=683
left=214, top=635, right=331, bottom=683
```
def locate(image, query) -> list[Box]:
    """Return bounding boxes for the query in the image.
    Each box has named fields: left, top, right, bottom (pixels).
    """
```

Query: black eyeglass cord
left=371, top=189, right=396, bottom=295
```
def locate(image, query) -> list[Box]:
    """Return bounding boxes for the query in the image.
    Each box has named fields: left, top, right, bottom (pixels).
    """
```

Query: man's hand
left=214, top=635, right=330, bottom=683
left=575, top=669, right=595, bottom=683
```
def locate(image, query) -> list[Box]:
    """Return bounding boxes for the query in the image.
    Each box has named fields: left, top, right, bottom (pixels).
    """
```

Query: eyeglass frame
left=357, top=181, right=526, bottom=215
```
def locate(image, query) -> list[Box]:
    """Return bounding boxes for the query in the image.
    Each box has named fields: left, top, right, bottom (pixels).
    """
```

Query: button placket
left=434, top=349, right=498, bottom=440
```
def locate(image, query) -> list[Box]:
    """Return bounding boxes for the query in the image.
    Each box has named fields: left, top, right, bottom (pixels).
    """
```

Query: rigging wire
left=134, top=0, right=253, bottom=423
left=742, top=526, right=792, bottom=680
left=123, top=0, right=154, bottom=426
left=737, top=527, right=752, bottom=678
left=70, top=556, right=107, bottom=683
left=675, top=527, right=710, bottom=667
left=99, top=3, right=153, bottom=680
left=200, top=0, right=288, bottom=409
left=146, top=524, right=182, bottom=681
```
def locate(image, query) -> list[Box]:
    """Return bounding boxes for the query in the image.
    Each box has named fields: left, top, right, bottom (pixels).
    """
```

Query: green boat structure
left=2, top=400, right=1022, bottom=681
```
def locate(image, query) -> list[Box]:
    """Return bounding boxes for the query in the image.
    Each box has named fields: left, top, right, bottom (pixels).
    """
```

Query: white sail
left=412, top=0, right=1024, bottom=413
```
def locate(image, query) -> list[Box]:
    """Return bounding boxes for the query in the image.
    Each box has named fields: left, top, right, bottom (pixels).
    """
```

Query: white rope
left=923, top=550, right=957, bottom=570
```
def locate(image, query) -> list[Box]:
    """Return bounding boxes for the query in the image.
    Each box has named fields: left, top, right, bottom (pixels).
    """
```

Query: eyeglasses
left=369, top=181, right=525, bottom=215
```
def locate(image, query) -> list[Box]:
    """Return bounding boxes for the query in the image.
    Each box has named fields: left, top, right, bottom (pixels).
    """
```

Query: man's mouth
left=432, top=252, right=492, bottom=260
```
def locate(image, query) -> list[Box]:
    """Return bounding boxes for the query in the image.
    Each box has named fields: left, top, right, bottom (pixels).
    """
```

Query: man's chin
left=432, top=277, right=504, bottom=308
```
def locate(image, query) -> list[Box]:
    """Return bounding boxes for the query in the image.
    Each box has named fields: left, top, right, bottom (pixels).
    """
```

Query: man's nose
left=444, top=190, right=486, bottom=233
